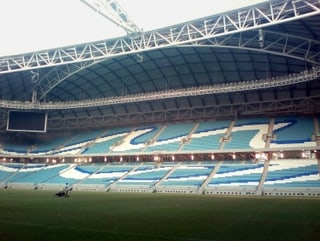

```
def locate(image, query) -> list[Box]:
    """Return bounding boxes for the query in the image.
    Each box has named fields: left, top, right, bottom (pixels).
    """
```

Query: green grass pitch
left=0, top=189, right=319, bottom=241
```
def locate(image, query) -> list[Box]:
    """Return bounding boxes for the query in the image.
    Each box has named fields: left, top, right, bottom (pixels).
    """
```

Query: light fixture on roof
left=136, top=53, right=143, bottom=63
left=30, top=70, right=39, bottom=83
left=258, top=29, right=264, bottom=48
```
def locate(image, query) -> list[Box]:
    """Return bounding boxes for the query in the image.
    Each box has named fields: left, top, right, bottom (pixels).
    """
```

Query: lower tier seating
left=1, top=159, right=319, bottom=196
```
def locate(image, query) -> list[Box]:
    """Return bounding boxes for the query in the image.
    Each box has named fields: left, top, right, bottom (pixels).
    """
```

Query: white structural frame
left=0, top=0, right=319, bottom=74
left=1, top=66, right=319, bottom=110
left=80, top=0, right=141, bottom=34
left=26, top=29, right=320, bottom=101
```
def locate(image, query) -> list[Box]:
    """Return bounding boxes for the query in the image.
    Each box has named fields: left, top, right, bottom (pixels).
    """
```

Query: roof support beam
left=186, top=30, right=320, bottom=65
left=1, top=66, right=319, bottom=110
left=80, top=0, right=140, bottom=34
left=1, top=95, right=320, bottom=131
left=0, top=0, right=319, bottom=74
left=24, top=59, right=104, bottom=101
left=44, top=96, right=320, bottom=131
left=27, top=28, right=320, bottom=101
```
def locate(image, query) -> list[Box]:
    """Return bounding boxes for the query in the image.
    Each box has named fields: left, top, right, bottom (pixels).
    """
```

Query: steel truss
left=188, top=29, right=320, bottom=65
left=0, top=0, right=319, bottom=74
left=24, top=29, right=320, bottom=102
left=1, top=95, right=319, bottom=131
left=27, top=59, right=102, bottom=101
left=80, top=0, right=141, bottom=34
left=1, top=66, right=318, bottom=110
left=44, top=96, right=320, bottom=131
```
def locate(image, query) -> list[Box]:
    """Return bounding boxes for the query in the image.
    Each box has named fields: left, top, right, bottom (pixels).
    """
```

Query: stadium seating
left=161, top=164, right=215, bottom=187
left=0, top=163, right=24, bottom=182
left=0, top=115, right=319, bottom=196
left=1, top=143, right=30, bottom=154
left=0, top=115, right=318, bottom=155
left=1, top=158, right=318, bottom=196
left=143, top=122, right=195, bottom=152
left=29, top=135, right=76, bottom=154
left=208, top=163, right=264, bottom=186
left=270, top=116, right=316, bottom=148
left=182, top=120, right=230, bottom=151
left=263, top=159, right=320, bottom=189
left=117, top=163, right=172, bottom=187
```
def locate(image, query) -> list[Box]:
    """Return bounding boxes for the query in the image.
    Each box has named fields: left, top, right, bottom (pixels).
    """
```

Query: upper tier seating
left=270, top=116, right=316, bottom=148
left=83, top=127, right=132, bottom=154
left=110, top=126, right=161, bottom=153
left=29, top=135, right=75, bottom=154
left=223, top=130, right=261, bottom=150
left=182, top=120, right=230, bottom=151
left=1, top=143, right=30, bottom=154
left=224, top=118, right=270, bottom=150
left=0, top=115, right=318, bottom=155
left=144, top=123, right=196, bottom=152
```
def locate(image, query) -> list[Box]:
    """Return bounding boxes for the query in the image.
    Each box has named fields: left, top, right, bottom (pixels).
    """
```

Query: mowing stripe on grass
left=0, top=219, right=221, bottom=241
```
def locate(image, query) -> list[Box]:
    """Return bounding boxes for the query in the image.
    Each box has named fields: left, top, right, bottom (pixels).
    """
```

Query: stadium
left=1, top=0, right=319, bottom=196
left=0, top=1, right=320, bottom=240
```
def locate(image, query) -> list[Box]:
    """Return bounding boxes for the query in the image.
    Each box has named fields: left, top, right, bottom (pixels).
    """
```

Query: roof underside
left=0, top=1, right=319, bottom=131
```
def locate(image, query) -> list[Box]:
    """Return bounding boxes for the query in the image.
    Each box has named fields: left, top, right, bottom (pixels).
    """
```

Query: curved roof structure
left=0, top=0, right=319, bottom=131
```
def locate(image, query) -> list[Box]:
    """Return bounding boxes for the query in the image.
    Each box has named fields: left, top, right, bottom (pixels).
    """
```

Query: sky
left=0, top=0, right=266, bottom=57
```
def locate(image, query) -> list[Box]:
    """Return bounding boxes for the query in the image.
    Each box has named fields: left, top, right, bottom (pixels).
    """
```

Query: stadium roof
left=0, top=0, right=319, bottom=131
left=0, top=0, right=266, bottom=56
